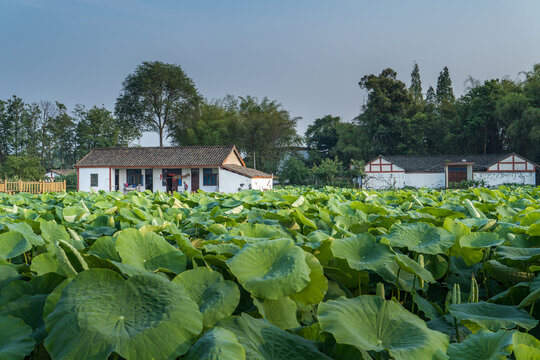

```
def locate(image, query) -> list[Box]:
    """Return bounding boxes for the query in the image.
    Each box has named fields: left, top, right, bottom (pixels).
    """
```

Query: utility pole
left=253, top=151, right=256, bottom=170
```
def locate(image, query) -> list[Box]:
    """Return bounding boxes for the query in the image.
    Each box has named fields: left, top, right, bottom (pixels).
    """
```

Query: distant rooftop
left=380, top=154, right=512, bottom=172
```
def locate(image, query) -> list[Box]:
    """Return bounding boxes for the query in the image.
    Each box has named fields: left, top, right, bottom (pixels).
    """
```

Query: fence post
left=18, top=180, right=22, bottom=193
left=63, top=180, right=66, bottom=192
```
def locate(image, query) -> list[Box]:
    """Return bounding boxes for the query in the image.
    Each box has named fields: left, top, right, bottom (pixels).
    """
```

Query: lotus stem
left=395, top=268, right=401, bottom=302
left=530, top=301, right=535, bottom=316
left=454, top=317, right=461, bottom=343
left=23, top=252, right=28, bottom=265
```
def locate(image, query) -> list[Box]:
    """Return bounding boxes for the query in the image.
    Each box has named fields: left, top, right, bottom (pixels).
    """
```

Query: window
left=203, top=168, right=218, bottom=186
left=90, top=173, right=98, bottom=187
left=127, top=169, right=143, bottom=186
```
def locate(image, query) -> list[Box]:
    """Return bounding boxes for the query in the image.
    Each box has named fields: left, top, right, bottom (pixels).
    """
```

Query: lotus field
left=0, top=186, right=539, bottom=359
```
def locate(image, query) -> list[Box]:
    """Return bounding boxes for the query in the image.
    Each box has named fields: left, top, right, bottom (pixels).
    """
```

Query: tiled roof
left=49, top=169, right=75, bottom=176
left=222, top=164, right=273, bottom=178
left=380, top=154, right=512, bottom=172
left=75, top=145, right=239, bottom=167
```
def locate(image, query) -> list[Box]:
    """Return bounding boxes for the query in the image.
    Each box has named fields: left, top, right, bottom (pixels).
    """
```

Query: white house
left=45, top=169, right=75, bottom=181
left=363, top=153, right=539, bottom=189
left=74, top=145, right=273, bottom=193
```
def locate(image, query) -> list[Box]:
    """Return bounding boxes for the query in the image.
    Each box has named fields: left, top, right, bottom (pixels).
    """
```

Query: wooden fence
left=0, top=180, right=66, bottom=194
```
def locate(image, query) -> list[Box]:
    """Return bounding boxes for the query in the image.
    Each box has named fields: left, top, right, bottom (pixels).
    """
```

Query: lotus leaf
left=184, top=327, right=245, bottom=360
left=459, top=232, right=504, bottom=248
left=331, top=233, right=395, bottom=271
left=0, top=232, right=32, bottom=260
left=217, top=314, right=331, bottom=359
left=253, top=296, right=300, bottom=329
left=448, top=302, right=538, bottom=331
left=385, top=223, right=455, bottom=254
left=446, top=329, right=514, bottom=360
left=173, top=267, right=240, bottom=327
left=116, top=228, right=186, bottom=274
left=318, top=295, right=449, bottom=360
left=227, top=238, right=311, bottom=299
left=513, top=332, right=540, bottom=360
left=0, top=313, right=35, bottom=360
left=44, top=269, right=203, bottom=360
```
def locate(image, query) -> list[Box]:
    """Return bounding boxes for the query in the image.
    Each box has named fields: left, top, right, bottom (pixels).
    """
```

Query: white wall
left=78, top=168, right=110, bottom=192
left=363, top=172, right=444, bottom=189
left=363, top=173, right=405, bottom=189
left=406, top=173, right=445, bottom=188
left=251, top=177, right=273, bottom=191
left=219, top=168, right=250, bottom=193
left=153, top=169, right=166, bottom=192
left=475, top=172, right=536, bottom=186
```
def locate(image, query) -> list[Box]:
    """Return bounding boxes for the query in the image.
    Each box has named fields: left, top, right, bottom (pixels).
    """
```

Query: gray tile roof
left=222, top=164, right=273, bottom=178
left=76, top=145, right=239, bottom=167
left=380, top=154, right=512, bottom=172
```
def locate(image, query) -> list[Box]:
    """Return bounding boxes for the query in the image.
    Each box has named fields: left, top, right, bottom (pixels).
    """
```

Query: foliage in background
left=115, top=61, right=201, bottom=147
left=0, top=156, right=45, bottom=181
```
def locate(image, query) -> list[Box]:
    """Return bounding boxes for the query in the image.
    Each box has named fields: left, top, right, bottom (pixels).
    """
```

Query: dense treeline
left=1, top=61, right=538, bottom=184
left=0, top=99, right=131, bottom=180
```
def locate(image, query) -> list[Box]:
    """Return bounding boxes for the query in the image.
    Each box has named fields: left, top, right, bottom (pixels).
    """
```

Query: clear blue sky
left=1, top=0, right=539, bottom=145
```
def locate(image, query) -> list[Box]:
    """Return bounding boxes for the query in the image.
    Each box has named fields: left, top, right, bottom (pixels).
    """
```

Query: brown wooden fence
left=0, top=180, right=66, bottom=194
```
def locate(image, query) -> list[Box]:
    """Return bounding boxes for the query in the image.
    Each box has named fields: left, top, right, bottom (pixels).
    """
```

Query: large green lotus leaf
left=44, top=269, right=203, bottom=360
left=0, top=273, right=65, bottom=342
left=459, top=232, right=504, bottom=248
left=449, top=302, right=538, bottom=331
left=184, top=327, right=245, bottom=360
left=0, top=264, right=21, bottom=290
left=513, top=332, right=540, bottom=360
left=6, top=222, right=44, bottom=246
left=62, top=206, right=89, bottom=223
left=217, top=314, right=331, bottom=359
left=331, top=233, right=395, bottom=271
left=527, top=223, right=540, bottom=237
left=446, top=329, right=513, bottom=360
left=0, top=232, right=32, bottom=260
left=43, top=278, right=72, bottom=320
left=394, top=253, right=435, bottom=283
left=227, top=238, right=311, bottom=300
left=172, top=267, right=240, bottom=327
left=289, top=252, right=328, bottom=306
left=0, top=313, right=35, bottom=360
left=39, top=221, right=85, bottom=249
left=318, top=296, right=448, bottom=360
left=484, top=260, right=529, bottom=287
left=385, top=223, right=455, bottom=254
left=228, top=223, right=292, bottom=240
left=87, top=236, right=122, bottom=262
left=495, top=246, right=540, bottom=262
left=253, top=296, right=300, bottom=329
left=116, top=228, right=186, bottom=274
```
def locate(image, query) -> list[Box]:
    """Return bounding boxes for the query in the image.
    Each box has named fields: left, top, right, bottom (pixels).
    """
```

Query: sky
left=1, top=0, right=540, bottom=146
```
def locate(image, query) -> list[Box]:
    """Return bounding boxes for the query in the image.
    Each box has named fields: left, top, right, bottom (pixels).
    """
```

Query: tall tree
left=305, top=115, right=341, bottom=164
left=49, top=102, right=76, bottom=168
left=409, top=62, right=423, bottom=103
left=75, top=105, right=128, bottom=158
left=356, top=68, right=412, bottom=157
left=115, top=61, right=201, bottom=146
left=436, top=66, right=455, bottom=104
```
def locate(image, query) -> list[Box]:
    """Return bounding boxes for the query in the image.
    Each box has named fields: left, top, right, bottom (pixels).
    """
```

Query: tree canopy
left=115, top=61, right=201, bottom=146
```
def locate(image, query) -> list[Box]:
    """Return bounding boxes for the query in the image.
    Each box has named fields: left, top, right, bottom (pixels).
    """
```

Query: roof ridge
left=92, top=144, right=235, bottom=150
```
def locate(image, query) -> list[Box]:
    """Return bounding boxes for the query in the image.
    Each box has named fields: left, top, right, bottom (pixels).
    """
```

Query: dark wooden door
left=448, top=166, right=467, bottom=183
left=191, top=169, right=199, bottom=192
left=145, top=169, right=153, bottom=191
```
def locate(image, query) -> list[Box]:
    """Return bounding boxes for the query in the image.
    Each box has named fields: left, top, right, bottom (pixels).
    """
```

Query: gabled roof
left=222, top=164, right=273, bottom=178
left=375, top=154, right=512, bottom=172
left=75, top=145, right=244, bottom=168
left=48, top=169, right=75, bottom=176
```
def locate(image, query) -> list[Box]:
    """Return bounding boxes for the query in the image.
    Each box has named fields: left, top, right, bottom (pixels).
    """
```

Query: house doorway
left=115, top=169, right=119, bottom=191
left=145, top=169, right=153, bottom=191
left=448, top=166, right=467, bottom=183
left=191, top=168, right=199, bottom=192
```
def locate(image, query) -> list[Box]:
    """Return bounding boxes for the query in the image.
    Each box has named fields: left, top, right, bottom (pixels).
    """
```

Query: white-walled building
left=363, top=153, right=538, bottom=189
left=45, top=169, right=75, bottom=181
left=75, top=145, right=273, bottom=193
